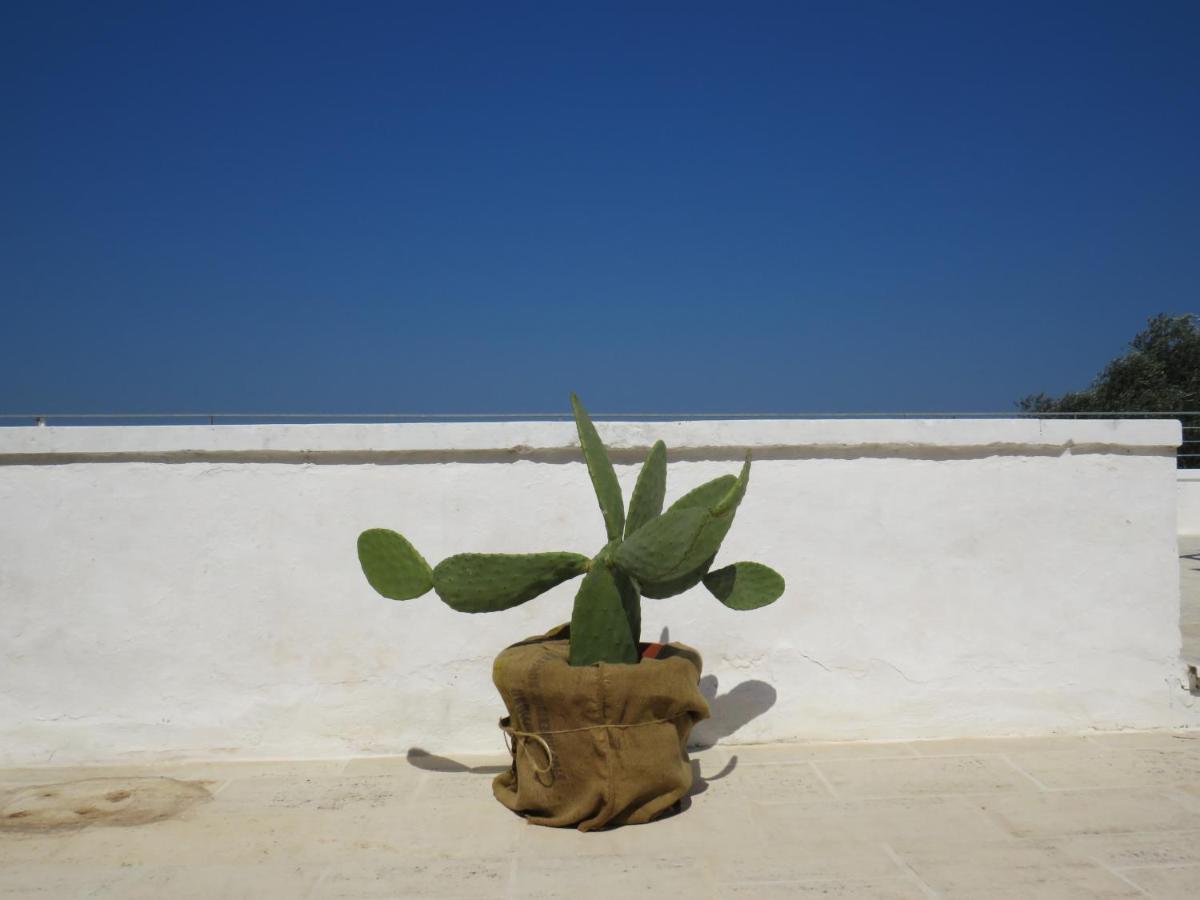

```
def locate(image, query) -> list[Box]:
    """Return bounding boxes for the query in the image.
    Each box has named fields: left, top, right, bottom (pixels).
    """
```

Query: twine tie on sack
left=499, top=713, right=690, bottom=774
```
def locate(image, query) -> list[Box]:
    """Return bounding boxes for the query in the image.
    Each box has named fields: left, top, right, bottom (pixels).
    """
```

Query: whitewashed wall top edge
left=0, top=419, right=1182, bottom=460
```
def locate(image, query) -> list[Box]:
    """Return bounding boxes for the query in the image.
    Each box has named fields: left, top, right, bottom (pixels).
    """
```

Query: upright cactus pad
left=624, top=440, right=666, bottom=538
left=569, top=564, right=639, bottom=666
left=667, top=474, right=736, bottom=512
left=614, top=506, right=714, bottom=584
left=356, top=394, right=784, bottom=666
left=571, top=393, right=625, bottom=542
left=713, top=457, right=750, bottom=517
left=615, top=457, right=749, bottom=584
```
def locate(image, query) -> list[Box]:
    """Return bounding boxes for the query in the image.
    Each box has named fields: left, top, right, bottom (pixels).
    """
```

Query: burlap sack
left=491, top=624, right=710, bottom=831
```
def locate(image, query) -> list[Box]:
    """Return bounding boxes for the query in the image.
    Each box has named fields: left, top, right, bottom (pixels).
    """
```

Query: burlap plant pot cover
left=492, top=624, right=711, bottom=831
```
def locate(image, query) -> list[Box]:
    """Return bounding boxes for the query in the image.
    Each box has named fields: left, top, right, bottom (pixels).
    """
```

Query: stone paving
left=3, top=731, right=1200, bottom=898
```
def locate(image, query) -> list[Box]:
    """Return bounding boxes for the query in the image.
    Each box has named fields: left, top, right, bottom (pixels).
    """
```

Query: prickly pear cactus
left=356, top=394, right=785, bottom=665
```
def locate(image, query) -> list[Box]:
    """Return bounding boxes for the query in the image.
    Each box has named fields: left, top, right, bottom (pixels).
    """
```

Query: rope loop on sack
left=498, top=712, right=692, bottom=776
left=500, top=722, right=555, bottom=774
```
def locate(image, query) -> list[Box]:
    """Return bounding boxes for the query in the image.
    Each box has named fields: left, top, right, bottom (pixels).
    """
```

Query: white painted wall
left=1180, top=472, right=1200, bottom=535
left=0, top=419, right=1192, bottom=766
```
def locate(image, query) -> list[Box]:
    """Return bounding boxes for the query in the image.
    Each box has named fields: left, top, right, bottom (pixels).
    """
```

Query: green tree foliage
left=1018, top=313, right=1199, bottom=467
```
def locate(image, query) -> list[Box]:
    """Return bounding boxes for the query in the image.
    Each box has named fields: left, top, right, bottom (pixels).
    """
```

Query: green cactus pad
left=624, top=440, right=667, bottom=538
left=713, top=455, right=750, bottom=516
left=622, top=568, right=641, bottom=645
left=615, top=456, right=751, bottom=584
left=666, top=474, right=736, bottom=513
left=639, top=553, right=716, bottom=599
left=613, top=506, right=715, bottom=583
left=568, top=564, right=639, bottom=666
left=571, top=393, right=625, bottom=541
left=703, top=561, right=785, bottom=610
left=357, top=528, right=434, bottom=601
left=590, top=539, right=637, bottom=636
left=433, top=552, right=590, bottom=613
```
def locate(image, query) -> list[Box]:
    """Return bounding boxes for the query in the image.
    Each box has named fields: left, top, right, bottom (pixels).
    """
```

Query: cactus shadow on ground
left=404, top=748, right=509, bottom=775
left=684, top=753, right=738, bottom=798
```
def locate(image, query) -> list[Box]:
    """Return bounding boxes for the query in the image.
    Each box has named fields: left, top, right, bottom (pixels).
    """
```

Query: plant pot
left=491, top=624, right=710, bottom=831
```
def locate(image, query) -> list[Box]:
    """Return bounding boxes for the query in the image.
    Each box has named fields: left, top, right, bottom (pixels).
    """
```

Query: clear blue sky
left=3, top=1, right=1197, bottom=416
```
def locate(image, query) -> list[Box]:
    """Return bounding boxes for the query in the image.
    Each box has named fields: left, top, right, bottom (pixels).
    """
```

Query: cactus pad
left=433, top=552, right=589, bottom=613
left=639, top=553, right=716, bottom=599
left=571, top=393, right=625, bottom=541
left=713, top=456, right=750, bottom=517
left=624, top=440, right=667, bottom=538
left=357, top=528, right=434, bottom=601
left=615, top=457, right=751, bottom=585
left=568, top=564, right=639, bottom=666
left=703, top=561, right=785, bottom=610
left=667, top=473, right=736, bottom=513
left=613, top=506, right=709, bottom=583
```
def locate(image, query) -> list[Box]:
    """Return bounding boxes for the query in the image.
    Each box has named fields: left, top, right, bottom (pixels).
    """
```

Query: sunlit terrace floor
left=4, top=730, right=1200, bottom=899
